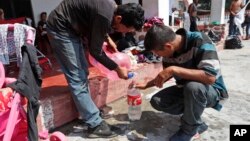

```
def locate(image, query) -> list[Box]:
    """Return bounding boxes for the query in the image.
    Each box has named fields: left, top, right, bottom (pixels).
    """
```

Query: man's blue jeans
left=150, top=81, right=219, bottom=135
left=47, top=28, right=102, bottom=128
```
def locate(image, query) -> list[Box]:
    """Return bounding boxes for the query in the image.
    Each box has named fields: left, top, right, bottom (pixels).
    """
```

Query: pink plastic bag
left=0, top=62, right=5, bottom=88
left=89, top=43, right=131, bottom=80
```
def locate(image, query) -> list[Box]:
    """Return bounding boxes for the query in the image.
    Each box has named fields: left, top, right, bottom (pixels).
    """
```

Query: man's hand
left=134, top=82, right=148, bottom=90
left=231, top=12, right=236, bottom=16
left=106, top=35, right=118, bottom=53
left=128, top=80, right=146, bottom=89
left=107, top=42, right=118, bottom=53
left=115, top=66, right=129, bottom=79
left=134, top=77, right=155, bottom=90
left=154, top=66, right=174, bottom=88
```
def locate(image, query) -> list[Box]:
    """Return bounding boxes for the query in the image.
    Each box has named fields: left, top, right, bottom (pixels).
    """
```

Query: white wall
left=211, top=0, right=226, bottom=24
left=31, top=0, right=63, bottom=27
left=30, top=0, right=172, bottom=26
left=159, top=0, right=169, bottom=25
left=143, top=0, right=158, bottom=19
left=187, top=0, right=192, bottom=4
left=31, top=0, right=137, bottom=26
left=142, top=0, right=169, bottom=25
left=122, top=0, right=139, bottom=4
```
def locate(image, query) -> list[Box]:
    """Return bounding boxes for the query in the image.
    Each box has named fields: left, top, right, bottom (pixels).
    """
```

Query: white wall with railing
left=197, top=12, right=229, bottom=25
left=197, top=10, right=250, bottom=25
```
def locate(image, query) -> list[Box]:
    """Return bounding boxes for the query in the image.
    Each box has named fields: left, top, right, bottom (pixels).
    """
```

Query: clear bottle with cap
left=127, top=74, right=142, bottom=121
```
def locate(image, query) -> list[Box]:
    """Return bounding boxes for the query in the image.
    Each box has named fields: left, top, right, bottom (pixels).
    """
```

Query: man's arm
left=89, top=15, right=118, bottom=70
left=171, top=66, right=216, bottom=84
left=135, top=77, right=156, bottom=89
left=136, top=65, right=216, bottom=90
left=89, top=15, right=128, bottom=79
left=151, top=66, right=215, bottom=88
left=105, top=34, right=118, bottom=53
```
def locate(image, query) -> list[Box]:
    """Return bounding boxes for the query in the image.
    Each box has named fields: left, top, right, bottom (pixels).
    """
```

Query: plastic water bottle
left=127, top=86, right=142, bottom=121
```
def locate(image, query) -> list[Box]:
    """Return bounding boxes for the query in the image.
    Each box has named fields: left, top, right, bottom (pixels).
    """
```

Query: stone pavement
left=57, top=40, right=250, bottom=141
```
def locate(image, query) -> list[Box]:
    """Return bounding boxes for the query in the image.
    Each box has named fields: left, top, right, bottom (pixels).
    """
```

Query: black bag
left=224, top=36, right=243, bottom=49
left=208, top=30, right=221, bottom=43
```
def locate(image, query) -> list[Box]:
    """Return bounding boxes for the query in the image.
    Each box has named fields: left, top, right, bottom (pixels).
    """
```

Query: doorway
left=0, top=0, right=33, bottom=24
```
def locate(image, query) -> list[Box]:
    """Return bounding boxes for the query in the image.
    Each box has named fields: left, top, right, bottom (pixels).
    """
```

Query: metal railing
left=197, top=10, right=250, bottom=25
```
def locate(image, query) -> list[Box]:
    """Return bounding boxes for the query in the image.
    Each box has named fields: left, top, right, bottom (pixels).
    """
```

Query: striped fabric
left=163, top=28, right=228, bottom=99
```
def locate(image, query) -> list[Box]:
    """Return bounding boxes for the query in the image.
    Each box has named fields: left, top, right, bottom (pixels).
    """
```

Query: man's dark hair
left=40, top=12, right=47, bottom=18
left=115, top=3, right=144, bottom=30
left=144, top=25, right=176, bottom=51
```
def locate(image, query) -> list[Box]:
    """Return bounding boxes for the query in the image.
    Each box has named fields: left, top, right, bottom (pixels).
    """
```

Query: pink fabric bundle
left=144, top=17, right=164, bottom=28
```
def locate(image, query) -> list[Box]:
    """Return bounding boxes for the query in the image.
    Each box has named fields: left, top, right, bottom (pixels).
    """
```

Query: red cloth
left=38, top=57, right=52, bottom=71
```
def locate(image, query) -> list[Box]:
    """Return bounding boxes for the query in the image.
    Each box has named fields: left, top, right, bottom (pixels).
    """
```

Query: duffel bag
left=224, top=36, right=243, bottom=49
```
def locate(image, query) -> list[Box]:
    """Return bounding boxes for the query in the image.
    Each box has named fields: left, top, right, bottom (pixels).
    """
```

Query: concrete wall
left=122, top=0, right=139, bottom=4
left=31, top=0, right=63, bottom=27
left=211, top=0, right=226, bottom=24
left=143, top=0, right=159, bottom=19
left=142, top=0, right=169, bottom=25
left=30, top=0, right=138, bottom=26
left=159, top=0, right=169, bottom=25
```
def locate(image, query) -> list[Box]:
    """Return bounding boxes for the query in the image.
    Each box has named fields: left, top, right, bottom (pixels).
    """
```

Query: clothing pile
left=114, top=17, right=164, bottom=65
left=121, top=41, right=162, bottom=65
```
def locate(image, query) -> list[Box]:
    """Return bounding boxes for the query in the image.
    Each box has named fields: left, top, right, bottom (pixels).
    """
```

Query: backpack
left=208, top=30, right=221, bottom=43
left=224, top=36, right=243, bottom=49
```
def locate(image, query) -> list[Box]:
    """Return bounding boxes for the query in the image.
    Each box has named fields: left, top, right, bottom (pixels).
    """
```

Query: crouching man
left=135, top=25, right=228, bottom=141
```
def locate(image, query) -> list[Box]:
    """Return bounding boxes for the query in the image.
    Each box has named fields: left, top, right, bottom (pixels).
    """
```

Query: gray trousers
left=150, top=81, right=219, bottom=135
